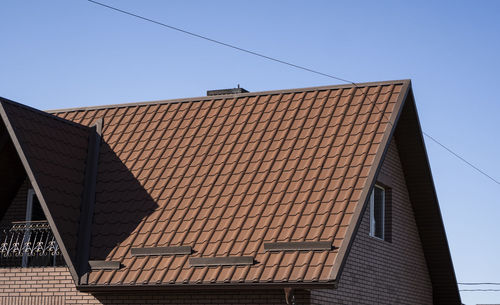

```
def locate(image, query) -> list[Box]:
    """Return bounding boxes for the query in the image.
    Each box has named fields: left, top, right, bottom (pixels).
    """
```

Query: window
left=369, top=185, right=385, bottom=240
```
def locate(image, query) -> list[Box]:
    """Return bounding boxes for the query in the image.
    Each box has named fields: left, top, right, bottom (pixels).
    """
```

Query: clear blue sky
left=1, top=1, right=499, bottom=303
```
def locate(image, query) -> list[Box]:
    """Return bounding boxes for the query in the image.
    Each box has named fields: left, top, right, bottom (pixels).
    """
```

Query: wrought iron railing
left=0, top=221, right=65, bottom=267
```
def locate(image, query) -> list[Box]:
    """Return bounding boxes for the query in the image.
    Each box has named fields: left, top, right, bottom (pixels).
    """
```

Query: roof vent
left=207, top=85, right=248, bottom=96
left=88, top=260, right=121, bottom=270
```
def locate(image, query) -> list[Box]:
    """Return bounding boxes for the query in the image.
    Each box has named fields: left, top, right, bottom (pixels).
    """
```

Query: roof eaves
left=77, top=280, right=338, bottom=292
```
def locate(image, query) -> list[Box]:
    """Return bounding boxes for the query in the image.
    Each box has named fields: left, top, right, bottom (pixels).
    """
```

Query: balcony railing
left=0, top=221, right=65, bottom=267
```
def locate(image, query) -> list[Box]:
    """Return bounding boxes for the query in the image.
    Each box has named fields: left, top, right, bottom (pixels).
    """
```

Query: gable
left=0, top=179, right=29, bottom=228
left=0, top=98, right=91, bottom=281
left=312, top=138, right=433, bottom=304
left=321, top=90, right=461, bottom=304
left=0, top=120, right=26, bottom=218
left=394, top=91, right=461, bottom=304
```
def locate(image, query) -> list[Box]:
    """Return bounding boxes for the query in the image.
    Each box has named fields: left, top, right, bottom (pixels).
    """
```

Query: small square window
left=369, top=185, right=385, bottom=240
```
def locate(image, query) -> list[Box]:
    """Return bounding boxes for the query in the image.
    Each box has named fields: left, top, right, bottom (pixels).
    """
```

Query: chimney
left=207, top=84, right=248, bottom=96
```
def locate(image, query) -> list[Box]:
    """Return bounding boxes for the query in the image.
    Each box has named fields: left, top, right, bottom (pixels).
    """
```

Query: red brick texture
left=0, top=267, right=96, bottom=305
left=0, top=267, right=311, bottom=305
left=310, top=139, right=433, bottom=304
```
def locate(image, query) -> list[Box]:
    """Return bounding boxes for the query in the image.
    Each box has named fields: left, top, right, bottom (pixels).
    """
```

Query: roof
left=53, top=80, right=407, bottom=287
left=0, top=99, right=91, bottom=280
left=0, top=80, right=461, bottom=303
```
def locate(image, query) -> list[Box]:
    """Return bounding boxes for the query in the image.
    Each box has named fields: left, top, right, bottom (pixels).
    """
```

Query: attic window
left=369, top=185, right=385, bottom=240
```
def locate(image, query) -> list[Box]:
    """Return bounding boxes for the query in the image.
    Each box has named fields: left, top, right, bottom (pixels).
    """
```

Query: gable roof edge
left=328, top=79, right=411, bottom=282
left=394, top=90, right=461, bottom=304
left=0, top=99, right=81, bottom=283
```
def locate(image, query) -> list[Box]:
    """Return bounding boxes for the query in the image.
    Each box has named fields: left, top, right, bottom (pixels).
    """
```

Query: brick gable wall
left=0, top=179, right=28, bottom=228
left=310, top=139, right=433, bottom=304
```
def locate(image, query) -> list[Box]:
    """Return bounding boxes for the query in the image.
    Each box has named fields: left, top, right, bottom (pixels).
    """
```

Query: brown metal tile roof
left=45, top=80, right=410, bottom=287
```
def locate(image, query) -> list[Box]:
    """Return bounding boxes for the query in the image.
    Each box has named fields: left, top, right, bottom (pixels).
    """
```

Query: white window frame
left=369, top=185, right=385, bottom=240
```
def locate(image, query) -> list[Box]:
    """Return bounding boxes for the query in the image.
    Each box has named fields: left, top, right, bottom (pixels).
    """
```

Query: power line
left=87, top=0, right=352, bottom=84
left=459, top=283, right=500, bottom=286
left=460, top=289, right=500, bottom=292
left=87, top=0, right=500, bottom=187
left=423, top=132, right=500, bottom=185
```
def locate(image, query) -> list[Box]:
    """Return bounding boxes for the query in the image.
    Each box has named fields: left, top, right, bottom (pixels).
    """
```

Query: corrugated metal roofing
left=46, top=80, right=408, bottom=286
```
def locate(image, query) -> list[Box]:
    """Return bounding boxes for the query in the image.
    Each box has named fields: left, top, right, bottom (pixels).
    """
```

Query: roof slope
left=50, top=81, right=407, bottom=286
left=0, top=98, right=91, bottom=280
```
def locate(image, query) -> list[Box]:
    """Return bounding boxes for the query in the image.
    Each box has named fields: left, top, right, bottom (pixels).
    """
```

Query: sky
left=1, top=1, right=499, bottom=304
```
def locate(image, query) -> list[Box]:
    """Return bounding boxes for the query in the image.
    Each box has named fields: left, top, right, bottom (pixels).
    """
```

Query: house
left=0, top=80, right=461, bottom=304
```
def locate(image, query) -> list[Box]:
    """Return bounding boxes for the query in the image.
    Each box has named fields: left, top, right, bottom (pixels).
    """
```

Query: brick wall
left=311, top=139, right=433, bottom=304
left=0, top=267, right=97, bottom=305
left=0, top=179, right=28, bottom=228
left=0, top=267, right=308, bottom=305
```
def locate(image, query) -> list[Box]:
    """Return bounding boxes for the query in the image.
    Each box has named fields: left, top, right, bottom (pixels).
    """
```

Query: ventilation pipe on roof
left=206, top=84, right=248, bottom=96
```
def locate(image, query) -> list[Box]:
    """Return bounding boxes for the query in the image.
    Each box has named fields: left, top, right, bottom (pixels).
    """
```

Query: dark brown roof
left=50, top=80, right=407, bottom=286
left=0, top=98, right=91, bottom=280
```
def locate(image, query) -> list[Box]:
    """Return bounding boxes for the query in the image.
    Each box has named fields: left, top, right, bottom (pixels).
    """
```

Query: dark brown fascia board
left=394, top=91, right=461, bottom=304
left=45, top=80, right=411, bottom=114
left=0, top=101, right=82, bottom=283
left=77, top=118, right=103, bottom=285
left=89, top=260, right=121, bottom=270
left=77, top=281, right=338, bottom=293
left=189, top=256, right=254, bottom=267
left=264, top=241, right=332, bottom=251
left=131, top=246, right=192, bottom=257
left=328, top=79, right=412, bottom=282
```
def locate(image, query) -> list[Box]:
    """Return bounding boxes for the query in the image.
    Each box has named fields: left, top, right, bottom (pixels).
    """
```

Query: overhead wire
left=87, top=0, right=500, bottom=186
left=86, top=0, right=353, bottom=84
left=459, top=283, right=500, bottom=285
left=459, top=283, right=500, bottom=293
left=460, top=289, right=500, bottom=292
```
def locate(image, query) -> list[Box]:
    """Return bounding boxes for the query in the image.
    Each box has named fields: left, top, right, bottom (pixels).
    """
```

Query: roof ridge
left=45, top=80, right=410, bottom=114
left=0, top=96, right=90, bottom=130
